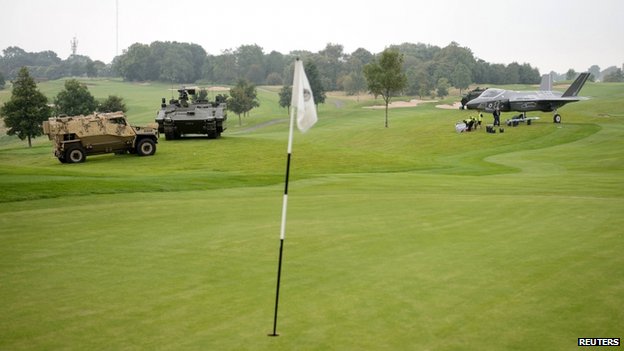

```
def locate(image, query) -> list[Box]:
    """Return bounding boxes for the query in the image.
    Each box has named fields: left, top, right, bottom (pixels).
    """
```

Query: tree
left=0, top=67, right=51, bottom=147
left=212, top=50, right=238, bottom=84
left=159, top=48, right=194, bottom=83
left=0, top=47, right=64, bottom=80
left=316, top=43, right=345, bottom=90
left=304, top=60, right=326, bottom=105
left=228, top=79, right=260, bottom=126
left=278, top=85, right=292, bottom=114
left=265, top=72, right=283, bottom=85
left=54, top=79, right=97, bottom=116
left=344, top=49, right=370, bottom=97
left=587, top=65, right=600, bottom=81
left=603, top=68, right=624, bottom=82
left=340, top=75, right=355, bottom=95
left=98, top=95, right=127, bottom=113
left=363, top=49, right=407, bottom=128
left=566, top=69, right=577, bottom=80
left=436, top=78, right=450, bottom=98
left=0, top=47, right=30, bottom=78
left=0, top=71, right=5, bottom=89
left=350, top=48, right=374, bottom=67
left=113, top=43, right=151, bottom=81
left=246, top=64, right=265, bottom=84
left=265, top=50, right=286, bottom=80
left=235, top=44, right=265, bottom=84
left=406, top=66, right=432, bottom=98
left=451, top=63, right=471, bottom=94
left=518, top=63, right=540, bottom=84
left=504, top=62, right=521, bottom=84
left=85, top=58, right=97, bottom=77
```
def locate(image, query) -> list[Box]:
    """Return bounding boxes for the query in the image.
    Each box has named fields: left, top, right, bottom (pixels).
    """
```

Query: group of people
left=456, top=107, right=502, bottom=133
left=461, top=113, right=483, bottom=132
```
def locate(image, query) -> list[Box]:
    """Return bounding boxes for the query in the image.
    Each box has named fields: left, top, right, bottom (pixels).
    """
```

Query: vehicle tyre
left=65, top=144, right=86, bottom=163
left=553, top=114, right=562, bottom=123
left=136, top=138, right=156, bottom=156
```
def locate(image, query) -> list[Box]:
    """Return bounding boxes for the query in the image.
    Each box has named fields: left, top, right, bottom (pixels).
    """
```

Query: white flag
left=291, top=60, right=317, bottom=133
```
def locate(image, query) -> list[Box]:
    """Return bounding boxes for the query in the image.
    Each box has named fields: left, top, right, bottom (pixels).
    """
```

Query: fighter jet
left=465, top=72, right=590, bottom=123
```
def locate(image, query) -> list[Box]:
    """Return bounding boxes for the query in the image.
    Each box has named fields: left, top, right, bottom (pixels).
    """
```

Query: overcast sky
left=2, top=0, right=623, bottom=74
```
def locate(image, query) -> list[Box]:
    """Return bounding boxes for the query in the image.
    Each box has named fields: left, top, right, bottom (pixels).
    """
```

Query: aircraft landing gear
left=553, top=113, right=562, bottom=124
left=552, top=109, right=562, bottom=123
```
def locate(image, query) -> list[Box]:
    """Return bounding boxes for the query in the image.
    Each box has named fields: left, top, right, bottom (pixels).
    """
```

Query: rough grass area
left=1, top=79, right=623, bottom=350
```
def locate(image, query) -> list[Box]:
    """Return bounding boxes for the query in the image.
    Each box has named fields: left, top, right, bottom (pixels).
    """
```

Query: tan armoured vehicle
left=42, top=112, right=159, bottom=163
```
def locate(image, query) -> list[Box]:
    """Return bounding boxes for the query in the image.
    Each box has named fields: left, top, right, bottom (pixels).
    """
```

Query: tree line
left=0, top=42, right=544, bottom=93
left=0, top=46, right=114, bottom=82
left=111, top=41, right=544, bottom=96
left=2, top=42, right=623, bottom=94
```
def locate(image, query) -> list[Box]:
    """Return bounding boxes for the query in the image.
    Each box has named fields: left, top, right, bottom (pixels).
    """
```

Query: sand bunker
left=364, top=99, right=437, bottom=109
left=435, top=102, right=463, bottom=110
left=206, top=86, right=229, bottom=91
left=168, top=86, right=229, bottom=91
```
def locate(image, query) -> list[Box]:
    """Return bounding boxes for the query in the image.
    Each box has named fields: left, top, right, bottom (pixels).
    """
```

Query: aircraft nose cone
left=465, top=100, right=480, bottom=110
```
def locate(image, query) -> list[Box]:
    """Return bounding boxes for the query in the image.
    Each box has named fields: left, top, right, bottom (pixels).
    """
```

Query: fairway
left=1, top=79, right=623, bottom=350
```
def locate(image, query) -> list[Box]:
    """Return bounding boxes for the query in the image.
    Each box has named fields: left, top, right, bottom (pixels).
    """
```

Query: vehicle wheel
left=553, top=114, right=562, bottom=123
left=136, top=138, right=156, bottom=156
left=65, top=145, right=86, bottom=163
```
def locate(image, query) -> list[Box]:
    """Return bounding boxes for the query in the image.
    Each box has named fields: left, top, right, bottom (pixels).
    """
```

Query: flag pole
left=269, top=71, right=297, bottom=337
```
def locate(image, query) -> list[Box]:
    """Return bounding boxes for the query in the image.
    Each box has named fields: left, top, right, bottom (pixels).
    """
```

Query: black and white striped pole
left=269, top=81, right=296, bottom=337
left=269, top=58, right=317, bottom=337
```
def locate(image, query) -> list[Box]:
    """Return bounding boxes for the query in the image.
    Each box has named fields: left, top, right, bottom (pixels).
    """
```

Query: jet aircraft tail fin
left=539, top=74, right=552, bottom=91
left=562, top=72, right=590, bottom=97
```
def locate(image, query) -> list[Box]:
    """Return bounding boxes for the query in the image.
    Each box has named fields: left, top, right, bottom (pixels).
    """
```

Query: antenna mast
left=70, top=37, right=78, bottom=57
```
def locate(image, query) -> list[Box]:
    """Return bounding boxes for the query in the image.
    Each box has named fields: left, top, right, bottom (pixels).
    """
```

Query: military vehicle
left=460, top=87, right=487, bottom=109
left=42, top=111, right=159, bottom=163
left=155, top=88, right=227, bottom=140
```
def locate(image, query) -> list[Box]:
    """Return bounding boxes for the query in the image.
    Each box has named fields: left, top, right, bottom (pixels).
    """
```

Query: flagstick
left=269, top=99, right=296, bottom=337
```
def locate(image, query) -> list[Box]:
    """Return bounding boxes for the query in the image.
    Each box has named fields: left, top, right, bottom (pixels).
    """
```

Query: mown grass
left=0, top=79, right=623, bottom=350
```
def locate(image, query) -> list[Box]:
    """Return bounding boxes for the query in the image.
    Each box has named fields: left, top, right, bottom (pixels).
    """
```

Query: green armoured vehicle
left=155, top=88, right=227, bottom=140
left=43, top=111, right=159, bottom=163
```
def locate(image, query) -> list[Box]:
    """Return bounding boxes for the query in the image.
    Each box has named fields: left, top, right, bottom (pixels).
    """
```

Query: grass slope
left=1, top=79, right=623, bottom=350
